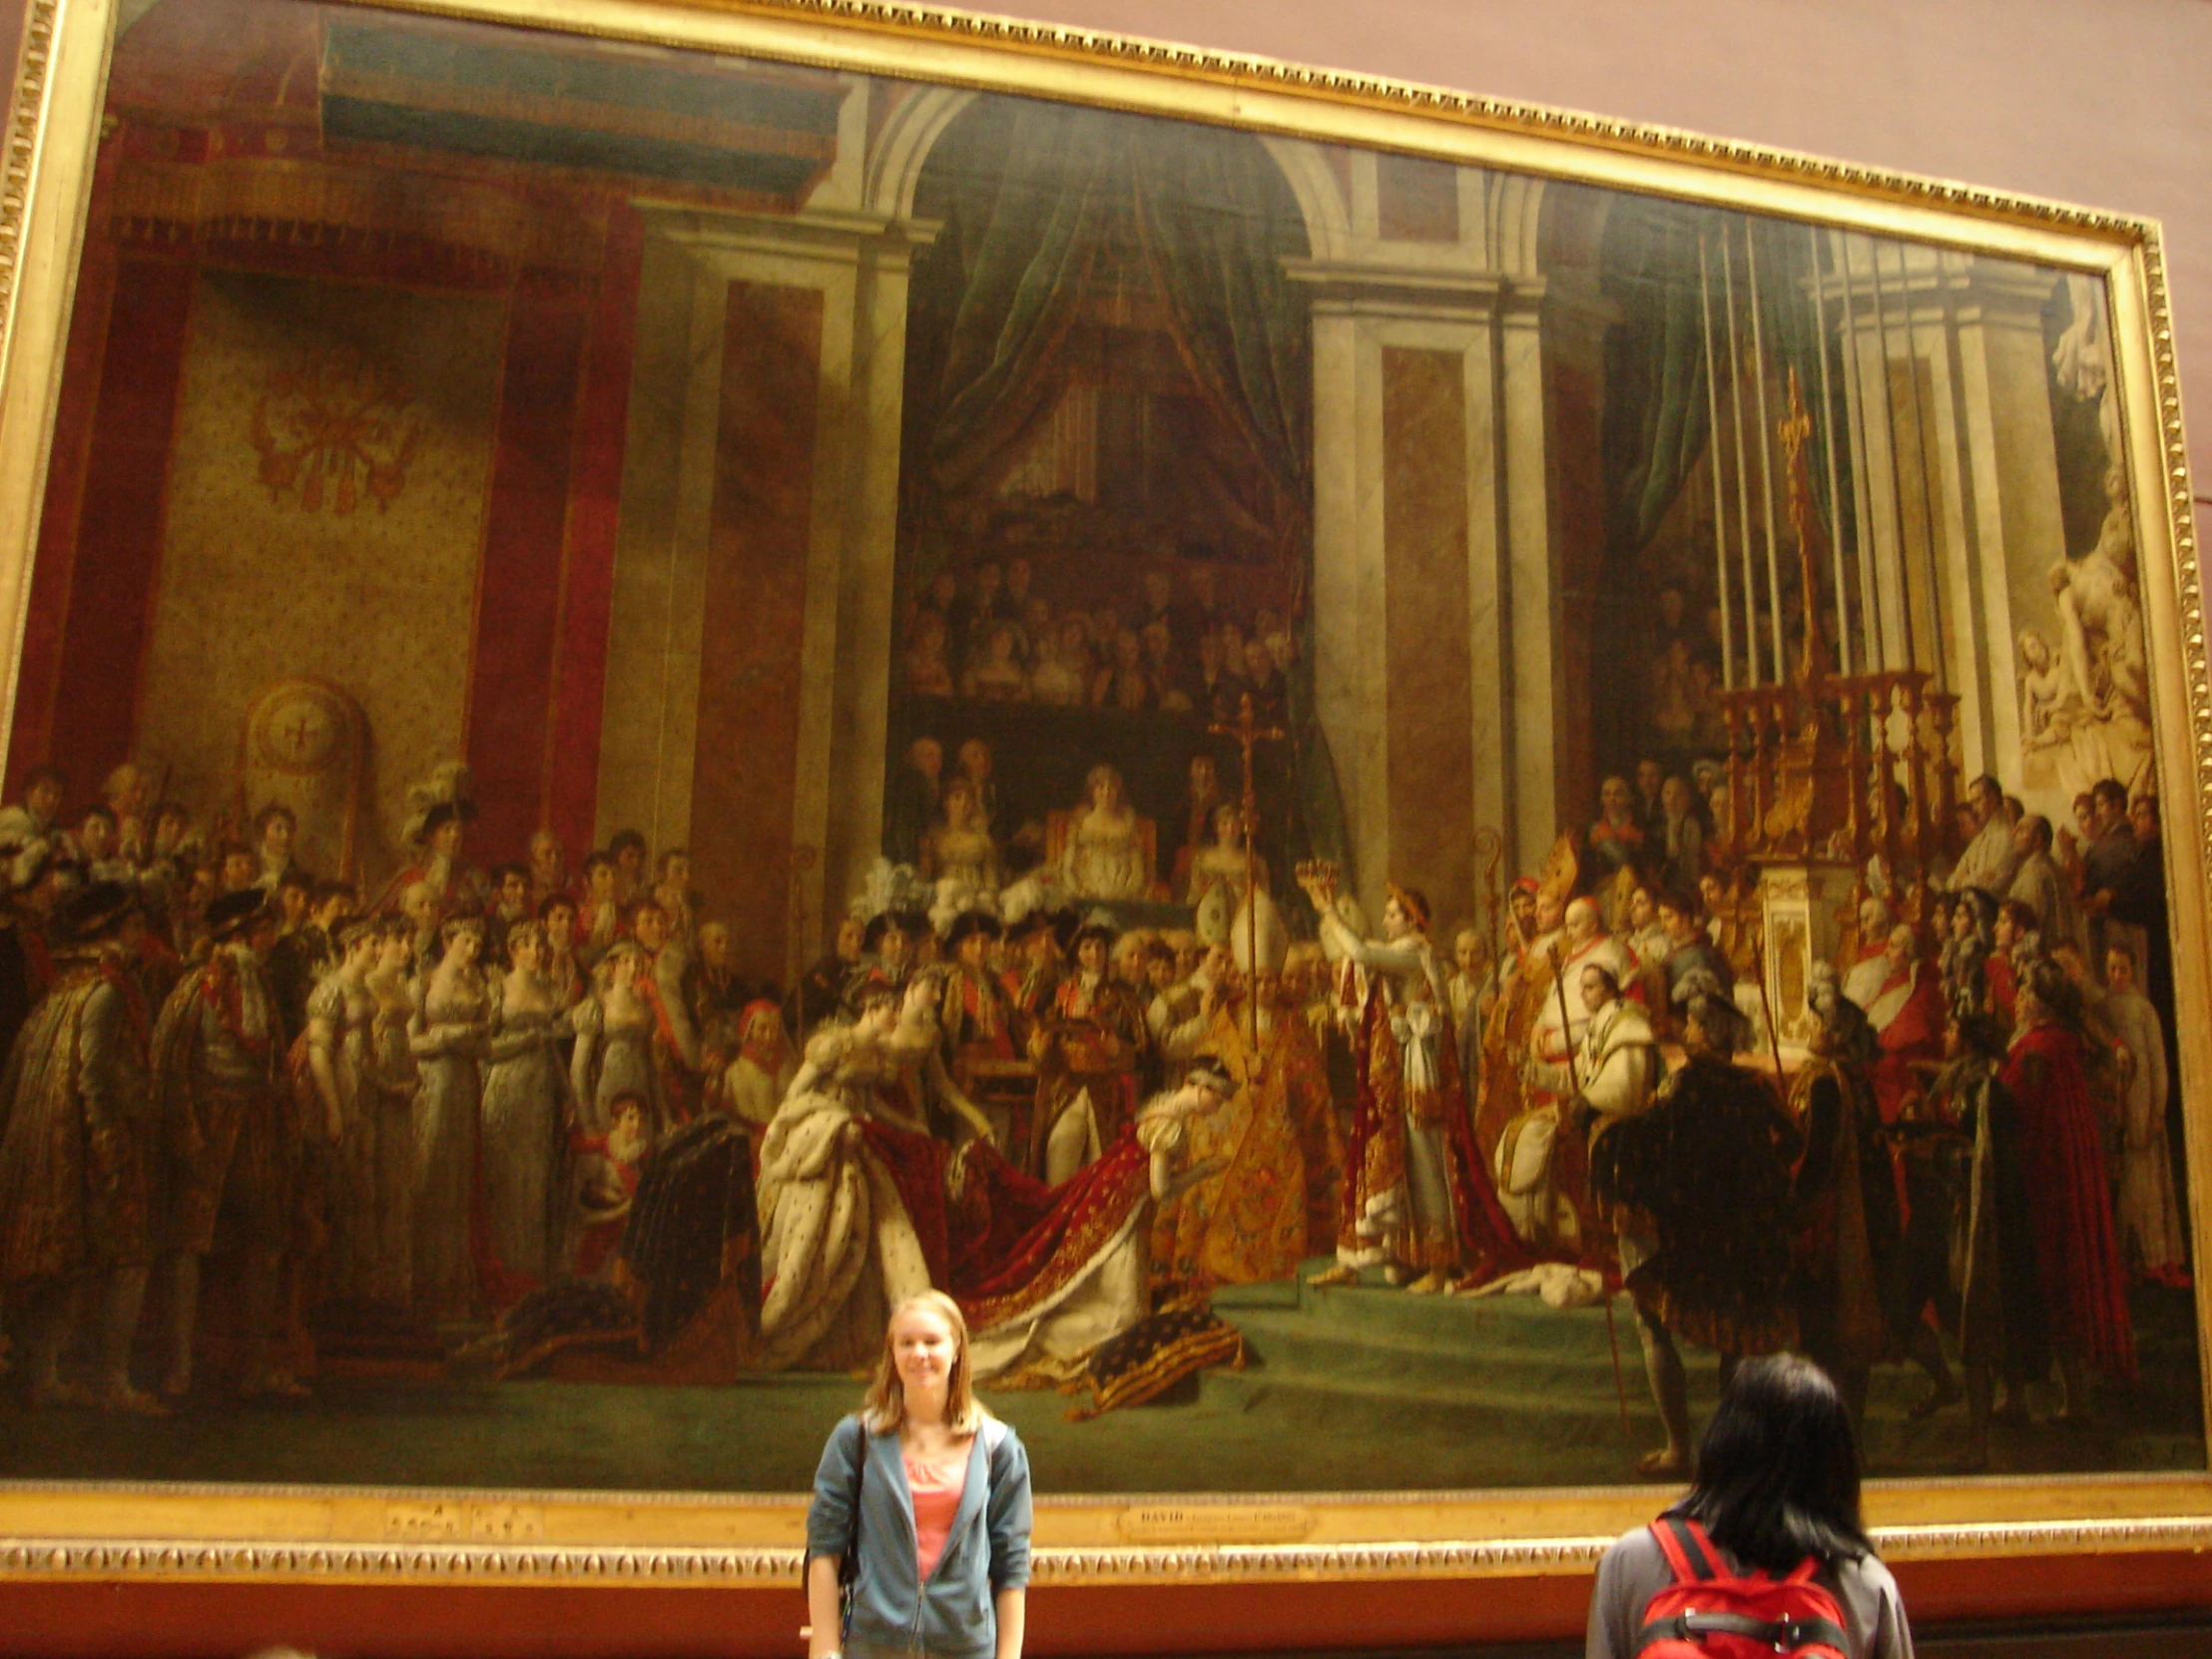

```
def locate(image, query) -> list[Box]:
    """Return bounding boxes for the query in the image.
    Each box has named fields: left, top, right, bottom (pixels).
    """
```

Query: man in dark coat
left=1593, top=973, right=1798, bottom=1476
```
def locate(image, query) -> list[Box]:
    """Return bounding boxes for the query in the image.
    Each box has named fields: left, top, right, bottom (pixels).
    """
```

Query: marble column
left=1827, top=243, right=2066, bottom=787
left=603, top=199, right=931, bottom=981
left=1292, top=165, right=1563, bottom=922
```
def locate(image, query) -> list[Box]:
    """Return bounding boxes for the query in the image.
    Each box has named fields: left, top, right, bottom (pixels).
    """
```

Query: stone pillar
left=1944, top=258, right=2070, bottom=786
left=604, top=202, right=931, bottom=981
left=1291, top=165, right=1561, bottom=923
left=1829, top=244, right=2066, bottom=790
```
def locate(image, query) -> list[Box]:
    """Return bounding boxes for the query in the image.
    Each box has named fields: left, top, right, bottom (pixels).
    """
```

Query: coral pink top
left=904, top=1444, right=970, bottom=1582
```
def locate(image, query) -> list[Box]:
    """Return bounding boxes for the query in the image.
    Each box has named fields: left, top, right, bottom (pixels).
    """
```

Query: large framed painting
left=0, top=0, right=2204, bottom=1597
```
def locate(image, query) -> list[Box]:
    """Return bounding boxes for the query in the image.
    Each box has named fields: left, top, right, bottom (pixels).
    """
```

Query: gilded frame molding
left=0, top=0, right=2203, bottom=1587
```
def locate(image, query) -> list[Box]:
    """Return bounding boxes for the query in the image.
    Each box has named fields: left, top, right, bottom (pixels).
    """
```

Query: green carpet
left=0, top=1270, right=2198, bottom=1494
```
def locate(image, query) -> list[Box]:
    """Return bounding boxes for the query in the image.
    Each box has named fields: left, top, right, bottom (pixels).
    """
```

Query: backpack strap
left=1649, top=1516, right=1721, bottom=1584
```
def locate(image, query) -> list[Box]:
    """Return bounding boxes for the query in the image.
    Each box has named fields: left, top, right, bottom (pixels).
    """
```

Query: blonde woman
left=806, top=1291, right=1032, bottom=1659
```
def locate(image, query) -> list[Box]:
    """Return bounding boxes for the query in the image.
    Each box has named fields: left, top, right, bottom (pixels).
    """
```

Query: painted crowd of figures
left=0, top=738, right=2184, bottom=1467
left=902, top=556, right=1295, bottom=724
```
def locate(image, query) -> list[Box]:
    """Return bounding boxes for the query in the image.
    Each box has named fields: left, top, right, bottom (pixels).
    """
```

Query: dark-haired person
left=526, top=829, right=572, bottom=913
left=790, top=914, right=866, bottom=1043
left=1787, top=968, right=1906, bottom=1429
left=483, top=862, right=533, bottom=966
left=1923, top=1009, right=2046, bottom=1461
left=1028, top=921, right=1147, bottom=1181
left=1585, top=1355, right=1915, bottom=1659
left=1985, top=900, right=2039, bottom=1028
left=250, top=804, right=304, bottom=896
left=2007, top=814, right=2082, bottom=959
left=606, top=828, right=649, bottom=906
left=267, top=877, right=352, bottom=1044
left=2077, top=776, right=2140, bottom=957
left=537, top=893, right=586, bottom=1011
left=1592, top=976, right=1798, bottom=1476
left=1945, top=773, right=2018, bottom=897
left=651, top=847, right=700, bottom=954
left=0, top=765, right=66, bottom=872
left=70, top=805, right=133, bottom=885
left=575, top=853, right=622, bottom=966
left=154, top=887, right=293, bottom=1397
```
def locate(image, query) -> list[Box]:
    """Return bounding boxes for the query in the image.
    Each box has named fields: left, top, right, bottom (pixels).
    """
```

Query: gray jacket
left=808, top=1414, right=1032, bottom=1659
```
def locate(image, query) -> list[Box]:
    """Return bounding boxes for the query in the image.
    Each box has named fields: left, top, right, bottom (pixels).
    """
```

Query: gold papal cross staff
left=1207, top=692, right=1286, bottom=1065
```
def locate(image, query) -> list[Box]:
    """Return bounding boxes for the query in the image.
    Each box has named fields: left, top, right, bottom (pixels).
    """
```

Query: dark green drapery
left=906, top=96, right=1351, bottom=874
left=917, top=100, right=1312, bottom=536
left=924, top=103, right=1116, bottom=495
left=1601, top=201, right=1854, bottom=569
left=1128, top=130, right=1313, bottom=535
left=1603, top=196, right=1716, bottom=560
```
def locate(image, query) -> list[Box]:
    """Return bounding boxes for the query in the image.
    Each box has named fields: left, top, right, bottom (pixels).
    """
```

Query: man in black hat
left=0, top=880, right=164, bottom=1411
left=1592, top=975, right=1800, bottom=1476
left=787, top=914, right=864, bottom=1044
left=859, top=910, right=914, bottom=992
left=941, top=910, right=1020, bottom=1064
left=387, top=799, right=486, bottom=920
left=153, top=886, right=297, bottom=1397
left=1001, top=909, right=1062, bottom=1024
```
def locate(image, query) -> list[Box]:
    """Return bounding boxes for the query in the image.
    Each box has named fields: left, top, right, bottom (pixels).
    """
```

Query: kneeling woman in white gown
left=961, top=1058, right=1233, bottom=1384
left=754, top=975, right=946, bottom=1371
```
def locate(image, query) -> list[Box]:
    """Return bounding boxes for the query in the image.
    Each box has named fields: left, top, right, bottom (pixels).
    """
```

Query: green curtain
left=1601, top=202, right=1852, bottom=566
left=1602, top=196, right=1714, bottom=560
left=1129, top=129, right=1312, bottom=535
left=925, top=102, right=1118, bottom=494
left=910, top=95, right=1343, bottom=873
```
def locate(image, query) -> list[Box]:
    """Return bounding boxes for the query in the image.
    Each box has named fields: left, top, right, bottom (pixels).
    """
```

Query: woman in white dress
left=1060, top=764, right=1148, bottom=901
left=409, top=915, right=491, bottom=1322
left=921, top=777, right=1002, bottom=930
left=1183, top=803, right=1252, bottom=907
left=300, top=921, right=379, bottom=1303
left=569, top=940, right=667, bottom=1138
left=479, top=921, right=574, bottom=1292
left=2100, top=942, right=2187, bottom=1284
left=754, top=977, right=942, bottom=1371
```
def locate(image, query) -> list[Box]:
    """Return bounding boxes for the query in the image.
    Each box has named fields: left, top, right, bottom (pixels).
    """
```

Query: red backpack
left=1634, top=1516, right=1851, bottom=1659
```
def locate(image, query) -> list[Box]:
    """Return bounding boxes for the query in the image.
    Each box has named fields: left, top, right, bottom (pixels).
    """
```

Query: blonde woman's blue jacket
left=807, top=1414, right=1033, bottom=1659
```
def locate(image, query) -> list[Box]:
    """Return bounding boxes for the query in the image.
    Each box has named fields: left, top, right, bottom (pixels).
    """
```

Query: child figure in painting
left=570, top=1093, right=650, bottom=1280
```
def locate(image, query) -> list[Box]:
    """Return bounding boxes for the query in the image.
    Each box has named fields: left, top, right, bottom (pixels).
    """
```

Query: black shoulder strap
left=1661, top=1516, right=1719, bottom=1582
left=841, top=1416, right=866, bottom=1569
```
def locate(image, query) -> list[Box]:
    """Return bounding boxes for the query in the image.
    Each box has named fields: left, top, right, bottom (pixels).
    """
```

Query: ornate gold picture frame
left=0, top=0, right=2203, bottom=1596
